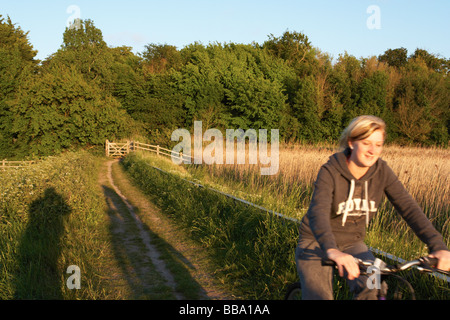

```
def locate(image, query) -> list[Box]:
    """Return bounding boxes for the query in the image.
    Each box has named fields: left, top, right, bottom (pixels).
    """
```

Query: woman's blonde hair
left=339, top=115, right=386, bottom=151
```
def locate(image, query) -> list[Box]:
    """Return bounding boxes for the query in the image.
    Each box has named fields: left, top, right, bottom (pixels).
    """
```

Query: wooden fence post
left=105, top=140, right=109, bottom=157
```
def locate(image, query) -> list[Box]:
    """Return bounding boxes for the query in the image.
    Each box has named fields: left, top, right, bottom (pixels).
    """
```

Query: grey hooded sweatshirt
left=298, top=148, right=448, bottom=254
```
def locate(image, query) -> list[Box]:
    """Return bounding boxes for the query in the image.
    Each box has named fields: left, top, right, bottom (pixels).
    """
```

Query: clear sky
left=2, top=0, right=449, bottom=61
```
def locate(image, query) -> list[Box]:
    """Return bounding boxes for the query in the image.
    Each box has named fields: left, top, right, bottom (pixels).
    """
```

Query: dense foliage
left=1, top=16, right=449, bottom=158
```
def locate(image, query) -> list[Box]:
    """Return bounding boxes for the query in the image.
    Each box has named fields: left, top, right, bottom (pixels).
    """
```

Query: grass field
left=0, top=151, right=123, bottom=299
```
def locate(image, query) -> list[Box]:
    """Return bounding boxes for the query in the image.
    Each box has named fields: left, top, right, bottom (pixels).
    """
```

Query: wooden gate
left=105, top=140, right=132, bottom=157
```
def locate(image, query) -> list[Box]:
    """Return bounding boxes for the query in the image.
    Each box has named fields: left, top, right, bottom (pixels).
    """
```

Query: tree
left=378, top=47, right=408, bottom=69
left=10, top=65, right=133, bottom=157
left=109, top=46, right=147, bottom=113
left=357, top=70, right=389, bottom=118
left=0, top=15, right=38, bottom=158
left=176, top=43, right=226, bottom=128
left=4, top=15, right=447, bottom=150
left=328, top=53, right=363, bottom=125
left=176, top=43, right=288, bottom=131
left=292, top=75, right=323, bottom=141
left=391, top=59, right=449, bottom=145
left=130, top=71, right=187, bottom=146
left=141, top=43, right=182, bottom=73
left=62, top=18, right=106, bottom=50
left=48, top=19, right=114, bottom=91
left=410, top=48, right=449, bottom=74
left=263, top=30, right=312, bottom=68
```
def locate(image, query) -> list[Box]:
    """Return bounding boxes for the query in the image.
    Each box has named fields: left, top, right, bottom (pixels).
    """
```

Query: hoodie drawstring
left=342, top=179, right=370, bottom=227
left=342, top=179, right=355, bottom=226
left=364, top=180, right=370, bottom=226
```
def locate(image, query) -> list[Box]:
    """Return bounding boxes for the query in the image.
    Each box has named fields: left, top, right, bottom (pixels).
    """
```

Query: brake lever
left=420, top=256, right=438, bottom=268
left=417, top=257, right=450, bottom=276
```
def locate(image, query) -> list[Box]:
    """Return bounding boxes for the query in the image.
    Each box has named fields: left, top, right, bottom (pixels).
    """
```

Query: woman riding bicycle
left=296, top=115, right=450, bottom=300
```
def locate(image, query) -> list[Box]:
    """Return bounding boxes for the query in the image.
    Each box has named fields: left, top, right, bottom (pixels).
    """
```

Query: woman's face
left=349, top=129, right=384, bottom=168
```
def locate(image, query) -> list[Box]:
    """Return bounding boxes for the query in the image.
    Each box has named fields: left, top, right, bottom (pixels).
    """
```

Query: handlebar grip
left=321, top=259, right=336, bottom=266
left=421, top=256, right=438, bottom=267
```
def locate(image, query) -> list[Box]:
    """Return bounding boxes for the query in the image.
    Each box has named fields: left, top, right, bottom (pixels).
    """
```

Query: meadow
left=0, top=151, right=123, bottom=299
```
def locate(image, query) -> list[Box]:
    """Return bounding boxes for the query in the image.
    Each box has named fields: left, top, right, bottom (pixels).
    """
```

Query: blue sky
left=2, top=0, right=449, bottom=61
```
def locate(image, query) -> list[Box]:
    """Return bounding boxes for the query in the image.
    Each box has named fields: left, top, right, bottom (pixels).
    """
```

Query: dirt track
left=98, top=159, right=234, bottom=300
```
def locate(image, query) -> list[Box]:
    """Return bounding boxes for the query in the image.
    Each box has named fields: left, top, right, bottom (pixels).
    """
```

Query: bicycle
left=285, top=256, right=449, bottom=300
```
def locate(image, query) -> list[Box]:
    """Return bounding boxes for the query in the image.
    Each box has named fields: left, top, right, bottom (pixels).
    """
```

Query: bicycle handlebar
left=321, top=256, right=447, bottom=275
left=399, top=256, right=438, bottom=271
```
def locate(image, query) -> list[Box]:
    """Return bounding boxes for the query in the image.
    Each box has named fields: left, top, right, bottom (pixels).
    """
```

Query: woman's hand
left=326, top=248, right=360, bottom=280
left=429, top=250, right=450, bottom=271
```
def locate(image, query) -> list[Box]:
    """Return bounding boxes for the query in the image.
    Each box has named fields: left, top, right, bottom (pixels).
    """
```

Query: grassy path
left=98, top=158, right=234, bottom=300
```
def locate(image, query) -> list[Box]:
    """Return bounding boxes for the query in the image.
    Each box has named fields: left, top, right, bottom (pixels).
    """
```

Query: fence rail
left=105, top=140, right=196, bottom=162
left=1, top=160, right=36, bottom=170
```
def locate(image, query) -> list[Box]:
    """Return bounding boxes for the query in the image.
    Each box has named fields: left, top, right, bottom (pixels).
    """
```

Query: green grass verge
left=0, top=151, right=120, bottom=299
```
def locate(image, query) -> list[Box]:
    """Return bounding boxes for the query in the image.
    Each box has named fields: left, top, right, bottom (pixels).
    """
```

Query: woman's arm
left=383, top=166, right=448, bottom=254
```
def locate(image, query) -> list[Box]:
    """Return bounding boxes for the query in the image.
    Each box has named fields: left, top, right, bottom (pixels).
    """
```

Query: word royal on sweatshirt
left=336, top=198, right=377, bottom=216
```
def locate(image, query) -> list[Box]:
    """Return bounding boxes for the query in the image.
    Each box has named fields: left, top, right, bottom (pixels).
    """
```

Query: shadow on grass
left=14, top=187, right=71, bottom=299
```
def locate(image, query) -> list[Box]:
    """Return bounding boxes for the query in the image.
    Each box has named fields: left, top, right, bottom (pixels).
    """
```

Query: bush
left=10, top=65, right=134, bottom=158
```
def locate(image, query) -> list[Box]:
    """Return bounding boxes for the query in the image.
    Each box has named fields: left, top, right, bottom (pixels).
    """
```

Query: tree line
left=1, top=16, right=449, bottom=159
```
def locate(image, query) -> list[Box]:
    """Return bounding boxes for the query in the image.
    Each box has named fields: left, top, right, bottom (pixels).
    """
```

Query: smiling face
left=348, top=129, right=384, bottom=169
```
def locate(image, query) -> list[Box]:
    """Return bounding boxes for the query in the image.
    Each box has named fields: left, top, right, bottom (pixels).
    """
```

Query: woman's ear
left=348, top=140, right=354, bottom=150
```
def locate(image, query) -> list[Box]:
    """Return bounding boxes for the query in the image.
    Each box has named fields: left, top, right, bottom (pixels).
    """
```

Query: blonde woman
left=296, top=115, right=450, bottom=300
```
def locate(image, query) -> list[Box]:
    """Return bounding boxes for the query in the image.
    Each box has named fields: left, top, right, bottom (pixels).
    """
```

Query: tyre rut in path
left=104, top=159, right=183, bottom=299
left=100, top=159, right=234, bottom=300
